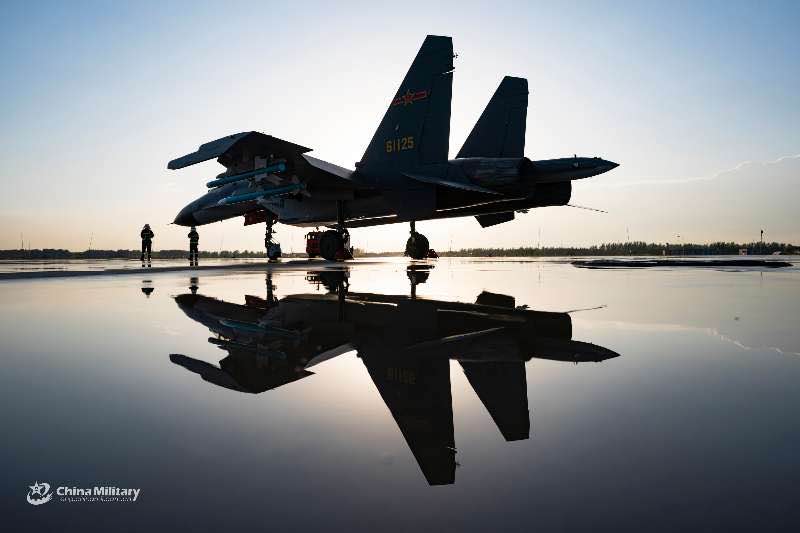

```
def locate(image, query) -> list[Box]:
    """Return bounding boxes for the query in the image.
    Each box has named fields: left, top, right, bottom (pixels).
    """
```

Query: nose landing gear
left=265, top=216, right=281, bottom=261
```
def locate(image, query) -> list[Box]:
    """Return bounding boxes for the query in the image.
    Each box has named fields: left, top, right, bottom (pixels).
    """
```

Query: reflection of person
left=140, top=224, right=154, bottom=266
left=188, top=226, right=199, bottom=266
left=189, top=277, right=199, bottom=294
left=141, top=280, right=154, bottom=297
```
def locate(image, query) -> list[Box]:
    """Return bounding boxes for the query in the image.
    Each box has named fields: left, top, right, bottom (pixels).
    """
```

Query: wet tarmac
left=2, top=258, right=799, bottom=531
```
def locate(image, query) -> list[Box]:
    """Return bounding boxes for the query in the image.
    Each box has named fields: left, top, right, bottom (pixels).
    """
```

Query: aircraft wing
left=170, top=353, right=250, bottom=393
left=167, top=131, right=312, bottom=171
left=168, top=131, right=356, bottom=192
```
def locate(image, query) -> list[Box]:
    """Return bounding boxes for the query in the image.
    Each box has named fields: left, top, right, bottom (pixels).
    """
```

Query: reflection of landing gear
left=243, top=271, right=280, bottom=310
left=405, top=221, right=430, bottom=260
left=306, top=269, right=349, bottom=294
left=319, top=230, right=352, bottom=261
left=265, top=271, right=277, bottom=306
left=265, top=216, right=281, bottom=261
left=407, top=264, right=434, bottom=298
left=319, top=201, right=353, bottom=261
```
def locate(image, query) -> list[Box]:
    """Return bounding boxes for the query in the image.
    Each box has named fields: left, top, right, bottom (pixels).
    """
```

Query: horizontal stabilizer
left=403, top=173, right=501, bottom=195
left=404, top=327, right=506, bottom=353
left=168, top=131, right=311, bottom=170
left=457, top=76, right=528, bottom=158
left=475, top=211, right=515, bottom=227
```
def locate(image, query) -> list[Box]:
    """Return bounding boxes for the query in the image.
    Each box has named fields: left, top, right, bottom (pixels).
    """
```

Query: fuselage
left=173, top=155, right=617, bottom=228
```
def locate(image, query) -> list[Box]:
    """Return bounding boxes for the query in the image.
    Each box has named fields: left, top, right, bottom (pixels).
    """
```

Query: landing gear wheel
left=267, top=242, right=282, bottom=261
left=405, top=232, right=430, bottom=260
left=319, top=230, right=344, bottom=261
left=264, top=216, right=281, bottom=261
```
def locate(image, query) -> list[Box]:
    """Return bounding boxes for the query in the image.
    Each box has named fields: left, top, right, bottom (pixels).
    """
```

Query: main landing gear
left=318, top=201, right=353, bottom=261
left=405, top=221, right=431, bottom=260
left=265, top=216, right=281, bottom=261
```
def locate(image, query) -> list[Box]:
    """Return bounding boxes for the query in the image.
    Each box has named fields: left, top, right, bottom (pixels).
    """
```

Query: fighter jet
left=169, top=270, right=620, bottom=485
left=169, top=35, right=618, bottom=260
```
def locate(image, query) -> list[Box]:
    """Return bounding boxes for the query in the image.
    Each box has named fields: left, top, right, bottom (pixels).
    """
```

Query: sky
left=1, top=0, right=798, bottom=252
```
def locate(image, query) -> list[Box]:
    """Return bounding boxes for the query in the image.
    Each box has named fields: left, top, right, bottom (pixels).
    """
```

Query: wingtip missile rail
left=206, top=162, right=287, bottom=188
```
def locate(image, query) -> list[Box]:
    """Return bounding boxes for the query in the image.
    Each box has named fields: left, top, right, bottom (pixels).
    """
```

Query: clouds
left=567, top=154, right=800, bottom=244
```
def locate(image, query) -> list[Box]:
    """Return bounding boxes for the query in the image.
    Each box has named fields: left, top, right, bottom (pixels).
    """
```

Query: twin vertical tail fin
left=360, top=35, right=454, bottom=170
left=457, top=76, right=528, bottom=158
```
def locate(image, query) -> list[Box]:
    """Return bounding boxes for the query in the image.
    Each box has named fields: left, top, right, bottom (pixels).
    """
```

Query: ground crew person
left=140, top=224, right=154, bottom=266
left=188, top=226, right=199, bottom=266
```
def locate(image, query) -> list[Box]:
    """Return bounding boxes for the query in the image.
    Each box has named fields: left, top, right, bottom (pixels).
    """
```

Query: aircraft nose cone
left=603, top=159, right=619, bottom=172
left=173, top=205, right=197, bottom=226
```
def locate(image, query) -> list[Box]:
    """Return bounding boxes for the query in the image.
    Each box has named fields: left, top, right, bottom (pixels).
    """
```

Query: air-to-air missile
left=216, top=183, right=305, bottom=206
left=206, top=161, right=287, bottom=188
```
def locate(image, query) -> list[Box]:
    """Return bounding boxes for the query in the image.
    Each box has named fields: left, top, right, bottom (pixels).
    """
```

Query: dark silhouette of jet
left=169, top=35, right=618, bottom=260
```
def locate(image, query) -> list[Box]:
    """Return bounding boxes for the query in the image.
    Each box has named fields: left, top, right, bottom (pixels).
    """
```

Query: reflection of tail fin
left=457, top=76, right=528, bottom=158
left=461, top=361, right=530, bottom=441
left=362, top=354, right=455, bottom=485
left=360, top=35, right=453, bottom=170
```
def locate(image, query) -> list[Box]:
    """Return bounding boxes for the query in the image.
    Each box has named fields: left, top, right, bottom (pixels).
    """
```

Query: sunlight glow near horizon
left=1, top=1, right=798, bottom=252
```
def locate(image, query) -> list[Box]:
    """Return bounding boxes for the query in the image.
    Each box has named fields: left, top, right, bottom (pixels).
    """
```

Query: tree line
left=1, top=241, right=796, bottom=260
left=436, top=241, right=797, bottom=257
left=0, top=249, right=275, bottom=259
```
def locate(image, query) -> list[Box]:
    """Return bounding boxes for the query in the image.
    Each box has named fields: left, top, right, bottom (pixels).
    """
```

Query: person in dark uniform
left=140, top=224, right=154, bottom=266
left=188, top=226, right=199, bottom=266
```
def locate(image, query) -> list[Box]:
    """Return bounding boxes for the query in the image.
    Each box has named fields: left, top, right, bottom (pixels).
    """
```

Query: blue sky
left=1, top=0, right=798, bottom=251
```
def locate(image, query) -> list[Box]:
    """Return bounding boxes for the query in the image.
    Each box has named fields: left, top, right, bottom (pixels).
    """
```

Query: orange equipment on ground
left=305, top=231, right=323, bottom=258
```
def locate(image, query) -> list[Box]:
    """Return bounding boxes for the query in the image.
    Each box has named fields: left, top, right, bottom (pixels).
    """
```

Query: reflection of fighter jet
left=170, top=274, right=619, bottom=485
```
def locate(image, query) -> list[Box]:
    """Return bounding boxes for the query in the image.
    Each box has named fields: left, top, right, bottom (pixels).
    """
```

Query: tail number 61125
left=385, top=136, right=415, bottom=153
